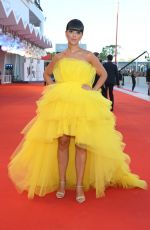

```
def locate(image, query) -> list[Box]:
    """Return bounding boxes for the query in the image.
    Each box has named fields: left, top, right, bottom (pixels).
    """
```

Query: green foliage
left=99, top=45, right=120, bottom=61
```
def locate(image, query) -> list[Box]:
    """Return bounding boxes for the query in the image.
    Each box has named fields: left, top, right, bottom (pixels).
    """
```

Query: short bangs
left=66, top=19, right=84, bottom=33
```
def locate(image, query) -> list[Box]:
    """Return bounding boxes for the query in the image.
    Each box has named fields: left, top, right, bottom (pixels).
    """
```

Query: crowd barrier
left=123, top=76, right=147, bottom=86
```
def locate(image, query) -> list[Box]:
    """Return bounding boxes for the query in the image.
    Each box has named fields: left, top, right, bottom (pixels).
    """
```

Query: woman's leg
left=75, top=145, right=87, bottom=201
left=57, top=135, right=70, bottom=193
left=132, top=80, right=136, bottom=91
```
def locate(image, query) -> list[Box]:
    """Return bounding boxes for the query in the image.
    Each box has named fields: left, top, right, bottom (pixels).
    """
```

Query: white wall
left=24, top=58, right=44, bottom=81
left=0, top=50, right=5, bottom=75
left=10, top=0, right=29, bottom=24
left=29, top=1, right=44, bottom=22
left=9, top=0, right=44, bottom=25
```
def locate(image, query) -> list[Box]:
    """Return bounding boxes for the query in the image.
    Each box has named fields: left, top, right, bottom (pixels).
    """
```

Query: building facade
left=55, top=43, right=87, bottom=53
left=0, top=0, right=52, bottom=83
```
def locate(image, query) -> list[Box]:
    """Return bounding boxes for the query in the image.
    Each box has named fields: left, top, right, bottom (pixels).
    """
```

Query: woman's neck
left=67, top=45, right=81, bottom=54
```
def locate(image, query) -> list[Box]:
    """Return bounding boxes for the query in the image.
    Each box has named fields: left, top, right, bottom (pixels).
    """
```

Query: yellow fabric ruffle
left=8, top=58, right=147, bottom=199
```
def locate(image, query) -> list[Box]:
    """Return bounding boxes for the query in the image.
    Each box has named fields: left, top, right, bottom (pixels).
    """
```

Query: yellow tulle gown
left=8, top=58, right=147, bottom=199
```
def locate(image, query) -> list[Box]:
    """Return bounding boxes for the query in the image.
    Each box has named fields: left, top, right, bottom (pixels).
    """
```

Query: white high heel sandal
left=56, top=181, right=65, bottom=199
left=76, top=185, right=86, bottom=204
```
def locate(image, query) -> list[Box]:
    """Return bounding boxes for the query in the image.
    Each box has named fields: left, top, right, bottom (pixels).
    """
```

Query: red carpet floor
left=0, top=84, right=149, bottom=230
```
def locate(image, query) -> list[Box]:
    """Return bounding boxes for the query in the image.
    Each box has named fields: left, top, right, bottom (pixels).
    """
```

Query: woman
left=8, top=19, right=147, bottom=203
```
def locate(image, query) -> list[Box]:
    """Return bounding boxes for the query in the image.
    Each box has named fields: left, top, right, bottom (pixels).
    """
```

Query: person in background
left=146, top=67, right=150, bottom=96
left=103, top=54, right=120, bottom=111
left=131, top=70, right=136, bottom=91
left=118, top=70, right=124, bottom=87
left=122, top=70, right=125, bottom=86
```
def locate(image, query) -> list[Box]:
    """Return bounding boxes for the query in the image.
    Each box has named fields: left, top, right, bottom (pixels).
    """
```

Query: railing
left=119, top=51, right=148, bottom=72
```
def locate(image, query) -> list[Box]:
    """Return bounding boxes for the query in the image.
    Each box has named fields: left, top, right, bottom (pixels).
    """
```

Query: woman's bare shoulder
left=52, top=51, right=67, bottom=62
left=80, top=50, right=97, bottom=63
left=79, top=48, right=91, bottom=56
left=78, top=49, right=94, bottom=62
left=45, top=53, right=64, bottom=70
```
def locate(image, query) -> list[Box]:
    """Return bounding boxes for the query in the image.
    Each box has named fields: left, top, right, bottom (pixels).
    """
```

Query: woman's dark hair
left=66, top=19, right=84, bottom=33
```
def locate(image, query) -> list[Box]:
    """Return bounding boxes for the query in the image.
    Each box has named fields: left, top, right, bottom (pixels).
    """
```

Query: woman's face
left=65, top=30, right=83, bottom=46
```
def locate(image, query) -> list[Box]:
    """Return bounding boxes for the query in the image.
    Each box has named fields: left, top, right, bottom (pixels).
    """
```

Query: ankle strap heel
left=76, top=185, right=85, bottom=204
left=56, top=181, right=66, bottom=199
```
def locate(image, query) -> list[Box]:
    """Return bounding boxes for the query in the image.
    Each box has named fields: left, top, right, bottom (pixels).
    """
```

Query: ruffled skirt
left=8, top=82, right=147, bottom=198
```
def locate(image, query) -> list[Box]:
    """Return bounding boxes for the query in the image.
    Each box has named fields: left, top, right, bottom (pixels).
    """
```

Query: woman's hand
left=82, top=84, right=92, bottom=90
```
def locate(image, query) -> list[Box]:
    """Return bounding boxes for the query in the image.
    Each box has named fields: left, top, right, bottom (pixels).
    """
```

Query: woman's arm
left=43, top=54, right=60, bottom=85
left=88, top=52, right=107, bottom=90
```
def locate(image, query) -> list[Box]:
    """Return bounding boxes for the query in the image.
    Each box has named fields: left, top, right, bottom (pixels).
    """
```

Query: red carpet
left=0, top=84, right=149, bottom=230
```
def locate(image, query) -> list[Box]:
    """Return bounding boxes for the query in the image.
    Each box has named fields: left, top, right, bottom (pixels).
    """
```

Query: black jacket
left=103, top=62, right=119, bottom=85
left=146, top=68, right=150, bottom=82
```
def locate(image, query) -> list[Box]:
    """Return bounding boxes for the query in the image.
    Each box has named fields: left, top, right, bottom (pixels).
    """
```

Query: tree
left=99, top=45, right=120, bottom=61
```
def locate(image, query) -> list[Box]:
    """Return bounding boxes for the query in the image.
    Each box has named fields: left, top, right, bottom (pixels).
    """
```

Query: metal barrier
left=1, top=75, right=12, bottom=84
